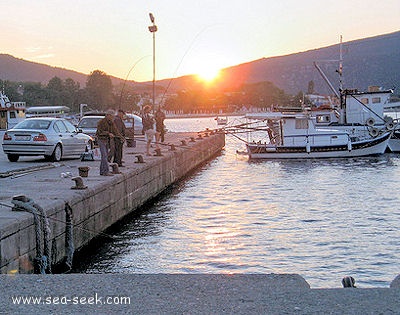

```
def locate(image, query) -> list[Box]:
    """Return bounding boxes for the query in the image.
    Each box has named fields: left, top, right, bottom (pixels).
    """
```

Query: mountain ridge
left=1, top=30, right=399, bottom=95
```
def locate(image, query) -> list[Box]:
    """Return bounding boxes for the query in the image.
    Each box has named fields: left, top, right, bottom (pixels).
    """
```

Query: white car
left=77, top=113, right=144, bottom=140
left=76, top=115, right=104, bottom=141
left=124, top=113, right=143, bottom=135
left=2, top=117, right=93, bottom=162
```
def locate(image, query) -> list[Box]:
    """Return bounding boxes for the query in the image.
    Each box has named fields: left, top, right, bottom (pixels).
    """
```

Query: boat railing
left=12, top=102, right=26, bottom=109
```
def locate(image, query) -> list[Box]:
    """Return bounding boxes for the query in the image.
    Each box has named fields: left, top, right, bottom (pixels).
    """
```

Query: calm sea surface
left=73, top=116, right=400, bottom=288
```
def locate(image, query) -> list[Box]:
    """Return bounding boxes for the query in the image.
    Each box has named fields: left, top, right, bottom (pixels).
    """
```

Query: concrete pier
left=0, top=131, right=225, bottom=274
left=1, top=274, right=400, bottom=314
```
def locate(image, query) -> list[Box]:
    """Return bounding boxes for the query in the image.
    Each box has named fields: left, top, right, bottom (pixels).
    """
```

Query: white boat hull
left=387, top=131, right=400, bottom=152
left=247, top=132, right=391, bottom=159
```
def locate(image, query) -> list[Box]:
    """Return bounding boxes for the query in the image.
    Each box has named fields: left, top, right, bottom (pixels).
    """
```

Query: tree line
left=163, top=81, right=303, bottom=113
left=1, top=70, right=302, bottom=114
left=1, top=70, right=145, bottom=113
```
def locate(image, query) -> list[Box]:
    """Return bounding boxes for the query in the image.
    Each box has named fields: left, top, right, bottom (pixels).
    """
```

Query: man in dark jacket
left=96, top=110, right=122, bottom=176
left=155, top=107, right=166, bottom=142
left=113, top=109, right=126, bottom=167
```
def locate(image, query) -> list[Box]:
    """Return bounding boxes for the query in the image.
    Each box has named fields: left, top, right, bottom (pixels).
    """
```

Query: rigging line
left=228, top=133, right=250, bottom=143
left=224, top=126, right=270, bottom=132
left=132, top=135, right=225, bottom=154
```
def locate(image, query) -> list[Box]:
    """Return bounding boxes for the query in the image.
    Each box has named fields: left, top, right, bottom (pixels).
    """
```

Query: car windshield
left=14, top=119, right=51, bottom=130
left=78, top=118, right=102, bottom=128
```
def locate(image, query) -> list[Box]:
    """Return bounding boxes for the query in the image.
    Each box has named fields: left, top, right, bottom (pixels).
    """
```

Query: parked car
left=77, top=113, right=144, bottom=143
left=76, top=115, right=104, bottom=141
left=124, top=113, right=144, bottom=135
left=2, top=117, right=93, bottom=162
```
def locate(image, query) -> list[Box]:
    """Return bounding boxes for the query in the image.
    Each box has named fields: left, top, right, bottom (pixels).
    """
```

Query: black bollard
left=342, top=276, right=356, bottom=288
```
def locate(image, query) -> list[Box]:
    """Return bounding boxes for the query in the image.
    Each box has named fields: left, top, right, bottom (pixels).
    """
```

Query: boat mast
left=338, top=35, right=346, bottom=123
left=338, top=35, right=343, bottom=92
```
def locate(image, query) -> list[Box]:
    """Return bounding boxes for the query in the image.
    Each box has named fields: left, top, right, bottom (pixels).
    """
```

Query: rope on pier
left=64, top=203, right=75, bottom=271
left=11, top=195, right=52, bottom=274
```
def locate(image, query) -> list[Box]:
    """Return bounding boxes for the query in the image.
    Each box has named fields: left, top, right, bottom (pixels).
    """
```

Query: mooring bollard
left=135, top=155, right=144, bottom=163
left=110, top=163, right=121, bottom=174
left=71, top=176, right=87, bottom=190
left=11, top=194, right=29, bottom=211
left=78, top=166, right=90, bottom=177
left=154, top=148, right=163, bottom=156
left=126, top=138, right=136, bottom=147
left=342, top=276, right=356, bottom=288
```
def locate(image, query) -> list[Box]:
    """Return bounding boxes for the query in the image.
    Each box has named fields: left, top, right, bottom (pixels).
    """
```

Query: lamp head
left=149, top=13, right=155, bottom=23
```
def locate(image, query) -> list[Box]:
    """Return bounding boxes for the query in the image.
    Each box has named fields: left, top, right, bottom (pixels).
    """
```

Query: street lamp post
left=148, top=13, right=157, bottom=113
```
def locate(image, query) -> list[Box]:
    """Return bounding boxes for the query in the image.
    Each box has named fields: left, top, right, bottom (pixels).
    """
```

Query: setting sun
left=196, top=67, right=221, bottom=83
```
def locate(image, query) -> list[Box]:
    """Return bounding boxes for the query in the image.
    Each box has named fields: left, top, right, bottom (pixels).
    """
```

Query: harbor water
left=72, top=116, right=400, bottom=288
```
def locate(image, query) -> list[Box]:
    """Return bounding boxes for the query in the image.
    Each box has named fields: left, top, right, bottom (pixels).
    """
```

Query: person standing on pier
left=113, top=109, right=126, bottom=167
left=142, top=105, right=158, bottom=156
left=155, top=107, right=166, bottom=143
left=96, top=110, right=122, bottom=176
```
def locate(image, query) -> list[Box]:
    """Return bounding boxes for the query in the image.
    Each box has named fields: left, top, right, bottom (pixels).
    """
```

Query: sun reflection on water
left=73, top=117, right=400, bottom=288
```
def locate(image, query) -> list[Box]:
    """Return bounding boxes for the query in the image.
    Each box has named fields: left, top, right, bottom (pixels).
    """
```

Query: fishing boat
left=245, top=112, right=392, bottom=159
left=309, top=86, right=397, bottom=143
left=307, top=38, right=400, bottom=152
left=230, top=36, right=397, bottom=158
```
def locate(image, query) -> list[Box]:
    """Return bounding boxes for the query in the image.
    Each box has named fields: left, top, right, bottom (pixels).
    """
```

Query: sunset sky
left=1, top=0, right=399, bottom=82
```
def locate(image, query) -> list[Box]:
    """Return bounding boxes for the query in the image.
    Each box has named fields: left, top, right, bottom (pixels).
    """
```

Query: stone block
left=0, top=232, right=19, bottom=268
left=49, top=208, right=67, bottom=238
left=50, top=234, right=68, bottom=266
left=18, top=224, right=36, bottom=256
left=0, top=258, right=19, bottom=274
left=19, top=253, right=34, bottom=273
left=74, top=215, right=96, bottom=249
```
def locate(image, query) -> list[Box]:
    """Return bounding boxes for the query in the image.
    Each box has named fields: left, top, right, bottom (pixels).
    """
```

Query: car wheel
left=51, top=144, right=62, bottom=162
left=7, top=154, right=19, bottom=162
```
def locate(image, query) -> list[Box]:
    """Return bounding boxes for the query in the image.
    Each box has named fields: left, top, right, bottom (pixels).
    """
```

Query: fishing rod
left=119, top=55, right=151, bottom=109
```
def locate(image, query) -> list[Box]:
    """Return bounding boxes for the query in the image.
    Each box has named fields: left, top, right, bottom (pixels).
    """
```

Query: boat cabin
left=342, top=87, right=391, bottom=126
left=246, top=112, right=350, bottom=148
